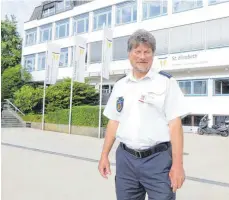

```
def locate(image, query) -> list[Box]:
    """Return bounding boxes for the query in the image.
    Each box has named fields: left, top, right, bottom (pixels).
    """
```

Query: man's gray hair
left=127, top=29, right=156, bottom=53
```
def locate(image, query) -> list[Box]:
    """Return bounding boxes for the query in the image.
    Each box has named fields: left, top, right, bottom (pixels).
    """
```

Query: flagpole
left=68, top=75, right=74, bottom=134
left=98, top=63, right=103, bottom=138
left=68, top=46, right=75, bottom=134
left=98, top=23, right=105, bottom=139
left=42, top=44, right=48, bottom=130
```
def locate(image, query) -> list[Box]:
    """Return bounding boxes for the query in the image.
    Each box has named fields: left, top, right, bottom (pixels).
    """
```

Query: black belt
left=120, top=142, right=171, bottom=159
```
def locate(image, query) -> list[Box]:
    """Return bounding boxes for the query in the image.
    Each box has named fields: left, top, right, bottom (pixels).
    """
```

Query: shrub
left=22, top=106, right=109, bottom=127
left=46, top=79, right=99, bottom=112
left=14, top=85, right=43, bottom=114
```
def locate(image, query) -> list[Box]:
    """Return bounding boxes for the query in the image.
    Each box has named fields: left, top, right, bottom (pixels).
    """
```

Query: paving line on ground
left=2, top=142, right=229, bottom=188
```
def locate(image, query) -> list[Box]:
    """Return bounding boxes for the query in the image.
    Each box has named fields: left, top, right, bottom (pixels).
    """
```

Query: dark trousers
left=115, top=145, right=175, bottom=200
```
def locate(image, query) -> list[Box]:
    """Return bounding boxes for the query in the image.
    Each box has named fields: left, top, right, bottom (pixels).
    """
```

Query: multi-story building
left=22, top=0, right=229, bottom=132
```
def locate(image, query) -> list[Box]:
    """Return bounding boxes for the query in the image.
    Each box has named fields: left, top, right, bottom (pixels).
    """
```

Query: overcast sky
left=1, top=0, right=43, bottom=37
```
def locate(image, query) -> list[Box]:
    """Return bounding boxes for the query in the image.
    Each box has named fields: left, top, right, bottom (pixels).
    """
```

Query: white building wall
left=22, top=0, right=229, bottom=126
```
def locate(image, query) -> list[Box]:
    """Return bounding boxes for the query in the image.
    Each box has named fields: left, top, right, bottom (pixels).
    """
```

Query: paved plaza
left=1, top=128, right=229, bottom=200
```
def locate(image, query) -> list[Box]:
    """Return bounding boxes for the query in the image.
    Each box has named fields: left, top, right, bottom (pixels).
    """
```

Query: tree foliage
left=14, top=79, right=99, bottom=114
left=1, top=15, right=22, bottom=73
left=46, top=79, right=99, bottom=112
left=14, top=85, right=43, bottom=114
left=1, top=65, right=31, bottom=101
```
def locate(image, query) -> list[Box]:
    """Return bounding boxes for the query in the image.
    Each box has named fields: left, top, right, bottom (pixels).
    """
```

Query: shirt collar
left=126, top=68, right=158, bottom=83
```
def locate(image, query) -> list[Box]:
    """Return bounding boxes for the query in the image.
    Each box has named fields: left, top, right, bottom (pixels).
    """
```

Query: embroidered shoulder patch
left=116, top=97, right=124, bottom=112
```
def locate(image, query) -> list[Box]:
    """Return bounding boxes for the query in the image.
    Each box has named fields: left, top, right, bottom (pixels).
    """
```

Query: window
left=178, top=80, right=207, bottom=95
left=38, top=52, right=46, bottom=71
left=116, top=2, right=137, bottom=25
left=173, top=0, right=203, bottom=13
left=170, top=22, right=205, bottom=53
left=93, top=7, right=111, bottom=30
left=193, top=80, right=207, bottom=95
left=65, top=0, right=71, bottom=8
left=24, top=54, right=35, bottom=72
left=102, top=85, right=110, bottom=94
left=209, top=0, right=229, bottom=5
left=193, top=115, right=205, bottom=126
left=42, top=6, right=55, bottom=18
left=142, top=0, right=167, bottom=20
left=179, top=81, right=191, bottom=95
left=182, top=115, right=205, bottom=126
left=214, top=78, right=229, bottom=95
left=73, top=13, right=89, bottom=34
left=56, top=1, right=64, bottom=11
left=25, top=28, right=37, bottom=46
left=42, top=1, right=72, bottom=17
left=56, top=19, right=69, bottom=39
left=56, top=0, right=72, bottom=12
left=182, top=115, right=192, bottom=126
left=40, top=24, right=52, bottom=43
left=213, top=115, right=229, bottom=125
left=113, top=36, right=129, bottom=60
left=59, top=48, right=68, bottom=67
left=90, top=41, right=102, bottom=63
left=151, top=29, right=169, bottom=55
left=206, top=17, right=229, bottom=49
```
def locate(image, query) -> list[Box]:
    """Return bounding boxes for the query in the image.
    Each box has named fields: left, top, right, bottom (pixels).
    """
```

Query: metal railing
left=4, top=99, right=25, bottom=116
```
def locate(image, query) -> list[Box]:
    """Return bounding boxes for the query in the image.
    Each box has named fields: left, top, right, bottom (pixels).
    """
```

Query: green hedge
left=22, top=106, right=109, bottom=127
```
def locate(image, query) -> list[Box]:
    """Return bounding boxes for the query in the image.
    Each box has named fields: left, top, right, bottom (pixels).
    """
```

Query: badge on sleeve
left=116, top=97, right=124, bottom=112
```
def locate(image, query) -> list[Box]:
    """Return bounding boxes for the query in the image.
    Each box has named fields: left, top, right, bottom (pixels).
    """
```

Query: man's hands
left=98, top=156, right=111, bottom=179
left=98, top=120, right=118, bottom=179
left=168, top=117, right=185, bottom=193
left=169, top=164, right=185, bottom=193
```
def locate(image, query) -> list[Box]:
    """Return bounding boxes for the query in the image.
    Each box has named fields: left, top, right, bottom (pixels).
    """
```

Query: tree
left=1, top=65, right=31, bottom=101
left=14, top=85, right=43, bottom=114
left=46, top=79, right=99, bottom=112
left=1, top=15, right=22, bottom=73
left=13, top=78, right=99, bottom=114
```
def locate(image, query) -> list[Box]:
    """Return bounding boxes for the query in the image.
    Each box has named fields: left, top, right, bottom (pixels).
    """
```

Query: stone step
left=2, top=116, right=19, bottom=118
left=1, top=105, right=25, bottom=128
left=2, top=120, right=21, bottom=124
left=2, top=114, right=18, bottom=117
left=1, top=120, right=23, bottom=124
left=1, top=125, right=24, bottom=128
left=1, top=123, right=25, bottom=126
left=1, top=119, right=24, bottom=127
left=2, top=117, right=20, bottom=120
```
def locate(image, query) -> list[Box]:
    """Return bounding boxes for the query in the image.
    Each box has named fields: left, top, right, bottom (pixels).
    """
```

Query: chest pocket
left=141, top=86, right=166, bottom=110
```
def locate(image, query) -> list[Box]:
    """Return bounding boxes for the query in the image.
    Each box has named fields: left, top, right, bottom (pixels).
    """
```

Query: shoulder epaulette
left=116, top=75, right=126, bottom=82
left=159, top=71, right=172, bottom=79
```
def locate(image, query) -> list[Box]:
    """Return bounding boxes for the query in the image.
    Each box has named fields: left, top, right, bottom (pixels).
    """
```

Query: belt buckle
left=134, top=150, right=142, bottom=158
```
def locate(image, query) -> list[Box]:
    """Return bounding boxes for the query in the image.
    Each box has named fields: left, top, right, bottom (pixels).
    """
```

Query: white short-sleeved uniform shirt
left=103, top=68, right=189, bottom=150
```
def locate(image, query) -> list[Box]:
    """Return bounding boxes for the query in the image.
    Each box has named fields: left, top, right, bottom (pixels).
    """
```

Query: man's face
left=128, top=43, right=154, bottom=73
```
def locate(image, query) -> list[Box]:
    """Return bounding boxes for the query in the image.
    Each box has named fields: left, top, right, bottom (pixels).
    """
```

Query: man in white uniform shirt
left=98, top=29, right=187, bottom=200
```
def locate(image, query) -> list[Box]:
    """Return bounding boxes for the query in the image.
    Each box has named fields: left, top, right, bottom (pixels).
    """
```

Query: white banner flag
left=72, top=36, right=87, bottom=83
left=46, top=43, right=61, bottom=85
left=102, top=27, right=113, bottom=80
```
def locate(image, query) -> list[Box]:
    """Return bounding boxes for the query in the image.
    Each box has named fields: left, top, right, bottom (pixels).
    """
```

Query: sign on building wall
left=156, top=48, right=229, bottom=70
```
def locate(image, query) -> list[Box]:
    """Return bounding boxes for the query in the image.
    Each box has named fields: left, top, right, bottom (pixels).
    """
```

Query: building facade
left=22, top=0, right=229, bottom=132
